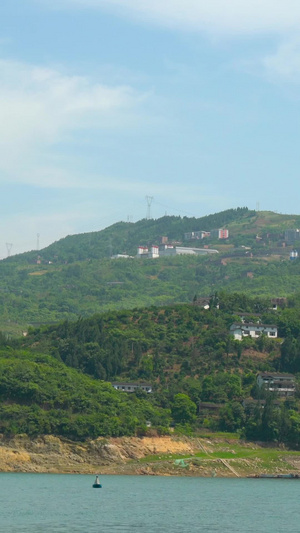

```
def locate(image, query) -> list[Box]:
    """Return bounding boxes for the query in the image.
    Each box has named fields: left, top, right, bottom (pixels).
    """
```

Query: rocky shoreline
left=0, top=434, right=299, bottom=478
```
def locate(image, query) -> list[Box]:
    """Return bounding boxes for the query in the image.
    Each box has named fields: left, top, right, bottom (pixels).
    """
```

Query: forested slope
left=2, top=292, right=300, bottom=444
left=2, top=251, right=300, bottom=336
left=0, top=349, right=169, bottom=440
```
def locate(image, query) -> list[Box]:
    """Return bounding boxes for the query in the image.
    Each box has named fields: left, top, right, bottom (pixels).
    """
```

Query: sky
left=1, top=0, right=300, bottom=258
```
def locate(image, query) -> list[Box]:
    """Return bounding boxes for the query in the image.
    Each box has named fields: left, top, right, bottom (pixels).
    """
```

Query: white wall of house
left=230, top=323, right=277, bottom=341
left=112, top=383, right=153, bottom=393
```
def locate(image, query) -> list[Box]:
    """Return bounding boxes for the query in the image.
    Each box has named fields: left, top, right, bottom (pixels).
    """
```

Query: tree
left=219, top=402, right=245, bottom=432
left=280, top=336, right=300, bottom=373
left=171, top=393, right=197, bottom=425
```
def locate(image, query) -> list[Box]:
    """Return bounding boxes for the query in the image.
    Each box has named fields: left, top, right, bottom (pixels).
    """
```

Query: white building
left=230, top=322, right=278, bottom=341
left=290, top=250, right=298, bottom=260
left=137, top=244, right=218, bottom=258
left=111, top=254, right=131, bottom=259
left=112, top=382, right=153, bottom=393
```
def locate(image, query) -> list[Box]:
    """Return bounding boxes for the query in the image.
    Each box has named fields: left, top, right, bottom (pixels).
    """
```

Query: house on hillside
left=257, top=373, right=296, bottom=398
left=193, top=296, right=219, bottom=310
left=193, top=297, right=211, bottom=310
left=242, top=398, right=282, bottom=411
left=230, top=322, right=278, bottom=341
left=270, top=297, right=287, bottom=311
left=111, top=382, right=153, bottom=393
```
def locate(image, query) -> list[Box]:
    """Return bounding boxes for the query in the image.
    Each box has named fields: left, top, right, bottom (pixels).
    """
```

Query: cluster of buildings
left=113, top=373, right=296, bottom=404
left=229, top=313, right=297, bottom=400
left=111, top=233, right=220, bottom=260
left=136, top=244, right=218, bottom=259
left=184, top=228, right=229, bottom=241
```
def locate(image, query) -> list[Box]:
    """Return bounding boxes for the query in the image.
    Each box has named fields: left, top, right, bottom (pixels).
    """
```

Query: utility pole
left=145, top=196, right=153, bottom=220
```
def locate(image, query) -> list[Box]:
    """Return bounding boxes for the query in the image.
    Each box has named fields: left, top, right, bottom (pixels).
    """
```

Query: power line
left=153, top=199, right=197, bottom=218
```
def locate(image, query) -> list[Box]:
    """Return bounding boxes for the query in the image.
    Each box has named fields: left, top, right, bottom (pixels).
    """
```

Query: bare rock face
left=88, top=439, right=125, bottom=462
left=6, top=434, right=32, bottom=450
left=31, top=436, right=65, bottom=454
left=3, top=434, right=292, bottom=478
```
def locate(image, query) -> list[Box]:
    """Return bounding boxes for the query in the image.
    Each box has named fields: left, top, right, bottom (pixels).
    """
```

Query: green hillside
left=1, top=208, right=300, bottom=336
left=4, top=293, right=300, bottom=445
left=2, top=207, right=300, bottom=445
left=0, top=348, right=169, bottom=440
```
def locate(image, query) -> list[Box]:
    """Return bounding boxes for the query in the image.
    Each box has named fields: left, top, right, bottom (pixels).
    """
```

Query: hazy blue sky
left=1, top=0, right=300, bottom=258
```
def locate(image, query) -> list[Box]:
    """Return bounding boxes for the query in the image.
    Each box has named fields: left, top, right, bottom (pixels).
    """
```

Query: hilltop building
left=184, top=231, right=210, bottom=240
left=160, top=236, right=168, bottom=244
left=137, top=245, right=159, bottom=259
left=210, top=229, right=229, bottom=239
left=137, top=244, right=218, bottom=259
left=184, top=229, right=228, bottom=240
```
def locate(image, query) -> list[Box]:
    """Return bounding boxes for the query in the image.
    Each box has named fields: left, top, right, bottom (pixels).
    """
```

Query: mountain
left=1, top=207, right=300, bottom=336
left=8, top=207, right=252, bottom=264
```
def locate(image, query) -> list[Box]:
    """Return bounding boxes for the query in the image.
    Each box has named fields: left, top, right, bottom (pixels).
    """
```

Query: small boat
left=92, top=475, right=102, bottom=488
left=248, top=473, right=300, bottom=479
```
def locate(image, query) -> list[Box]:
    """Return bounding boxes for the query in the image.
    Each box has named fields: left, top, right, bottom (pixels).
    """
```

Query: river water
left=1, top=473, right=300, bottom=532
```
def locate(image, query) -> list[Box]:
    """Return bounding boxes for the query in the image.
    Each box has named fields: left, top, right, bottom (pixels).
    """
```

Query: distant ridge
left=1, top=207, right=300, bottom=336
left=7, top=207, right=252, bottom=264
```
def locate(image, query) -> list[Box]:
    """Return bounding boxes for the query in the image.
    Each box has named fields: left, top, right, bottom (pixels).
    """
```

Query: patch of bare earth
left=241, top=349, right=269, bottom=362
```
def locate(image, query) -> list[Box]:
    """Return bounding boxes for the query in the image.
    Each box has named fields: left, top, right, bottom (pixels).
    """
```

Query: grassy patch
left=135, top=441, right=300, bottom=470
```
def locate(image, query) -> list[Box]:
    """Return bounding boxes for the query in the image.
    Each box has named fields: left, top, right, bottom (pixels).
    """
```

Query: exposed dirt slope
left=0, top=434, right=300, bottom=477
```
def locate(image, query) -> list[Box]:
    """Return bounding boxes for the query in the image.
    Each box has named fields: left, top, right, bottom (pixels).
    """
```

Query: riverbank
left=1, top=433, right=300, bottom=477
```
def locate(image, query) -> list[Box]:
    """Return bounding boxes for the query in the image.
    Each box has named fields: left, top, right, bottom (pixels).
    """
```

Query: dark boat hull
left=248, top=474, right=300, bottom=479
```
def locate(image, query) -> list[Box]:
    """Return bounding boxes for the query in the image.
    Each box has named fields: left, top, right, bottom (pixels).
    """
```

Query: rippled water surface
left=1, top=474, right=300, bottom=532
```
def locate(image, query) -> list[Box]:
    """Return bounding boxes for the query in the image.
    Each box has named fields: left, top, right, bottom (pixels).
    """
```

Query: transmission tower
left=36, top=233, right=40, bottom=251
left=6, top=243, right=13, bottom=257
left=145, top=196, right=153, bottom=220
